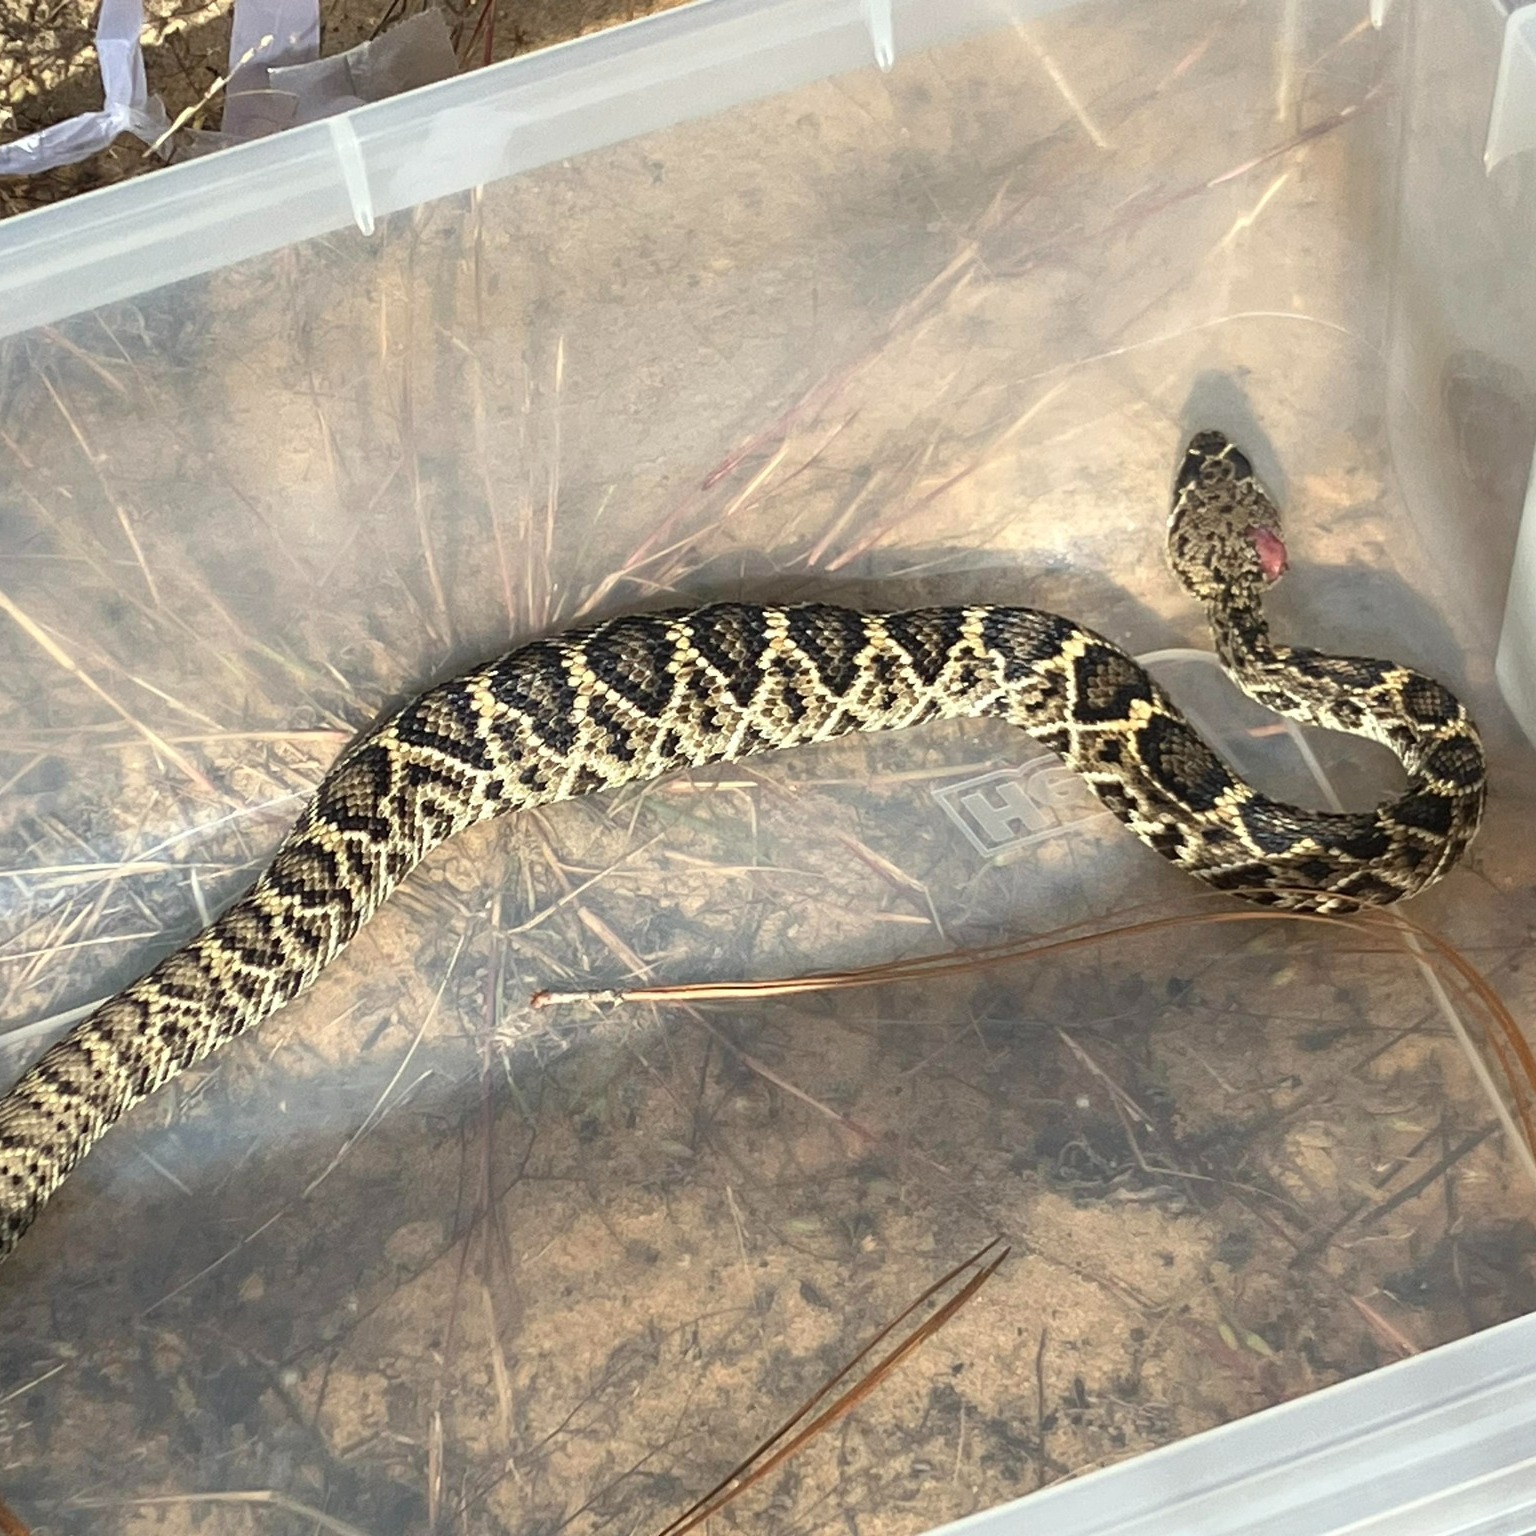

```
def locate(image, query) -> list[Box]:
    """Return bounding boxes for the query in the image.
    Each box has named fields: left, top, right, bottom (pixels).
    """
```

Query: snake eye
left=1174, top=448, right=1207, bottom=495
left=1225, top=445, right=1255, bottom=481
left=1177, top=431, right=1237, bottom=494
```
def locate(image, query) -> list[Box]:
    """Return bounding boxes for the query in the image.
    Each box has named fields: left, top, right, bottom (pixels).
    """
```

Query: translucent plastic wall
left=3, top=2, right=1535, bottom=1532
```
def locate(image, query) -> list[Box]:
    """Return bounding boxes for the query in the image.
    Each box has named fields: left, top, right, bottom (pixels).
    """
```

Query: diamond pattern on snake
left=0, top=432, right=1485, bottom=1262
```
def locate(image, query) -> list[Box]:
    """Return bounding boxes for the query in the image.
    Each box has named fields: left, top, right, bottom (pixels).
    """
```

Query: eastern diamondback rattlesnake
left=0, top=431, right=1486, bottom=1262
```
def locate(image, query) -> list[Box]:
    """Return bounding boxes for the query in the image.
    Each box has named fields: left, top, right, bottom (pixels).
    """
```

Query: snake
left=0, top=431, right=1485, bottom=1263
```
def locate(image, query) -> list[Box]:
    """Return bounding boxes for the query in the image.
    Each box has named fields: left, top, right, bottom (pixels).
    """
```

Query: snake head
left=1168, top=431, right=1288, bottom=601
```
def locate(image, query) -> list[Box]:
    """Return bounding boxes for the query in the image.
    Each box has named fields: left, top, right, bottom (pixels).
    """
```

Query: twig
left=1348, top=1295, right=1421, bottom=1359
left=1033, top=1326, right=1051, bottom=1491
left=653, top=1239, right=1009, bottom=1536
left=1356, top=1124, right=1500, bottom=1230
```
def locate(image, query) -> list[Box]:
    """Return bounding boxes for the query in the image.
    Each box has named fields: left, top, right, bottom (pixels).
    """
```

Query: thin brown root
left=1348, top=1295, right=1421, bottom=1359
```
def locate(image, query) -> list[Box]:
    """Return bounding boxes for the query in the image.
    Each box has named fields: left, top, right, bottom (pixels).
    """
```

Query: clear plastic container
left=3, top=1, right=1535, bottom=1533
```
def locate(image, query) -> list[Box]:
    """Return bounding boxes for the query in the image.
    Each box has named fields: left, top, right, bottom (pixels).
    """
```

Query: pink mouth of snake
left=1251, top=524, right=1288, bottom=581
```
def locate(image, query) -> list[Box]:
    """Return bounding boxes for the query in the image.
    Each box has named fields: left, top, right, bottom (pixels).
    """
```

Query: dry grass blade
left=66, top=1490, right=373, bottom=1535
left=143, top=38, right=271, bottom=157
left=653, top=1239, right=1009, bottom=1536
left=1348, top=1294, right=1421, bottom=1359
left=0, top=1495, right=32, bottom=1536
left=0, top=588, right=214, bottom=794
left=727, top=1044, right=882, bottom=1146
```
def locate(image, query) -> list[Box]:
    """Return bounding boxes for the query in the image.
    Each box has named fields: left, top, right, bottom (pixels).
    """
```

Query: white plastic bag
left=0, top=0, right=457, bottom=177
left=0, top=0, right=170, bottom=177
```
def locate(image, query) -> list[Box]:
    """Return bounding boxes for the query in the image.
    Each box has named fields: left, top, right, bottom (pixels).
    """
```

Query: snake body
left=0, top=432, right=1485, bottom=1261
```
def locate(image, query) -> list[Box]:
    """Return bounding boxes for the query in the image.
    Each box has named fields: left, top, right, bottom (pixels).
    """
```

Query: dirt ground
left=0, top=0, right=685, bottom=217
